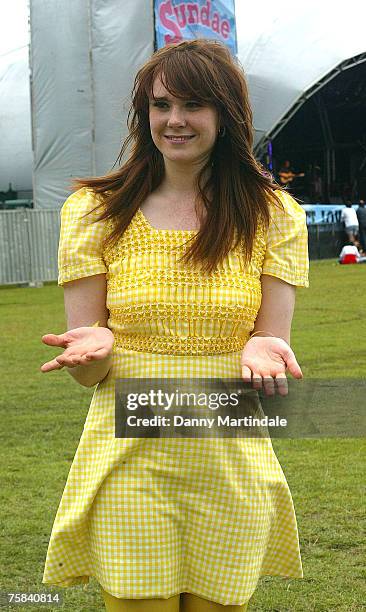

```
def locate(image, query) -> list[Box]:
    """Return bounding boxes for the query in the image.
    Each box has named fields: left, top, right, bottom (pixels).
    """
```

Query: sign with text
left=115, top=378, right=366, bottom=439
left=154, top=0, right=237, bottom=56
left=302, top=204, right=361, bottom=225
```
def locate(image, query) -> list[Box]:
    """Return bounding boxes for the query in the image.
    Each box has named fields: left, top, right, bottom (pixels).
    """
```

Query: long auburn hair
left=71, top=38, right=286, bottom=273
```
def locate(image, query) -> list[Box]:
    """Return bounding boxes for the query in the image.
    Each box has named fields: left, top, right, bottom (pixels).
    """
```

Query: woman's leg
left=101, top=587, right=180, bottom=612
left=181, top=593, right=249, bottom=612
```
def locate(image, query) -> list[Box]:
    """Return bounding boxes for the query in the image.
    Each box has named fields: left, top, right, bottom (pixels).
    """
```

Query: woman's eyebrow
left=150, top=95, right=193, bottom=101
left=152, top=96, right=184, bottom=102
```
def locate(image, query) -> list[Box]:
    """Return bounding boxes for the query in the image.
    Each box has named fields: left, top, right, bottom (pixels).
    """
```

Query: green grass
left=0, top=259, right=365, bottom=611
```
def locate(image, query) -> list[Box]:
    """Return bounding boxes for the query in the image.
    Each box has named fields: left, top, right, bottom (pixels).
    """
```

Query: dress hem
left=42, top=569, right=303, bottom=607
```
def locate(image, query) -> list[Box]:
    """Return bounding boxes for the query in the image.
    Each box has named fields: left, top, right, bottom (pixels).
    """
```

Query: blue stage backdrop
left=154, top=0, right=237, bottom=55
left=302, top=204, right=361, bottom=225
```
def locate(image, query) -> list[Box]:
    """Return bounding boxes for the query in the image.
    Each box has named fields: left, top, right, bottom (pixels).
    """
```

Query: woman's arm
left=62, top=274, right=112, bottom=387
left=240, top=274, right=301, bottom=395
left=252, top=274, right=296, bottom=345
left=41, top=274, right=113, bottom=387
left=63, top=274, right=109, bottom=329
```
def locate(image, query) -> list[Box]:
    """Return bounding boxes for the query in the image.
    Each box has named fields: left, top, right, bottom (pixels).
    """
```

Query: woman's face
left=149, top=74, right=220, bottom=167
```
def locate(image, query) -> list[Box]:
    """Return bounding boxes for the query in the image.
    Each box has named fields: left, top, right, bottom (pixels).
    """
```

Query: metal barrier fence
left=0, top=209, right=60, bottom=285
left=0, top=209, right=347, bottom=286
left=307, top=223, right=345, bottom=260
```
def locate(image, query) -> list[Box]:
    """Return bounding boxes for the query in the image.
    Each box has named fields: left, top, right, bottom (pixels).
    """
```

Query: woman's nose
left=167, top=106, right=187, bottom=126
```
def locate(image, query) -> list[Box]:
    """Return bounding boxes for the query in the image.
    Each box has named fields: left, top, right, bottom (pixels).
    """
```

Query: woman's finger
left=285, top=353, right=303, bottom=379
left=84, top=347, right=110, bottom=360
left=55, top=354, right=80, bottom=368
left=73, top=353, right=95, bottom=364
left=57, top=346, right=108, bottom=367
left=263, top=376, right=275, bottom=396
left=40, top=358, right=64, bottom=372
left=251, top=372, right=263, bottom=390
left=41, top=333, right=68, bottom=348
left=241, top=365, right=252, bottom=383
left=275, top=373, right=288, bottom=396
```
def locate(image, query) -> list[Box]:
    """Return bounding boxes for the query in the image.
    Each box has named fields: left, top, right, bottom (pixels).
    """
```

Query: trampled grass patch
left=0, top=260, right=365, bottom=611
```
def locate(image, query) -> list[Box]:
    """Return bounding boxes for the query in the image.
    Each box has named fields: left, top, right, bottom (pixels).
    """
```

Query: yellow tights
left=101, top=588, right=249, bottom=611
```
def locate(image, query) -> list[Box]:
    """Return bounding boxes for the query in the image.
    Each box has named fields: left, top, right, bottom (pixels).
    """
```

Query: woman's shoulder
left=62, top=186, right=100, bottom=209
left=60, top=187, right=106, bottom=225
left=271, top=189, right=306, bottom=219
left=59, top=187, right=109, bottom=245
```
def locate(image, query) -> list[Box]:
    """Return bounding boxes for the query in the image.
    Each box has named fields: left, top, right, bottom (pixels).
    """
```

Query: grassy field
left=0, top=258, right=365, bottom=611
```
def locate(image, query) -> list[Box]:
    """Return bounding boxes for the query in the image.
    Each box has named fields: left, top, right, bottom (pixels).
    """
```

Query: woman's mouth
left=164, top=135, right=196, bottom=144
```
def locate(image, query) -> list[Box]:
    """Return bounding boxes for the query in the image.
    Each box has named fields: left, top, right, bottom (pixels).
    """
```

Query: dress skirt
left=42, top=348, right=303, bottom=607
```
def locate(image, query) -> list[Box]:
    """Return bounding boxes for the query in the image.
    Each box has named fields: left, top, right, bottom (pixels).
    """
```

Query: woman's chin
left=162, top=152, right=199, bottom=165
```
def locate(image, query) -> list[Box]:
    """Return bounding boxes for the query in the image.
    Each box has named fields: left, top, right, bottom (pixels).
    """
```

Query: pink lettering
left=200, top=0, right=211, bottom=27
left=160, top=0, right=183, bottom=44
left=187, top=3, right=199, bottom=25
left=174, top=4, right=187, bottom=28
left=211, top=11, right=220, bottom=34
left=159, top=1, right=231, bottom=46
left=220, top=19, right=230, bottom=39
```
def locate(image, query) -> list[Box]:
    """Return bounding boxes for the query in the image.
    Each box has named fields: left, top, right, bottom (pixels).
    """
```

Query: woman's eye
left=151, top=101, right=201, bottom=109
left=152, top=101, right=168, bottom=108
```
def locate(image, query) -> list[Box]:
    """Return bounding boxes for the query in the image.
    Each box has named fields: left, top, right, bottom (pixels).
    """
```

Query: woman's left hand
left=240, top=336, right=303, bottom=396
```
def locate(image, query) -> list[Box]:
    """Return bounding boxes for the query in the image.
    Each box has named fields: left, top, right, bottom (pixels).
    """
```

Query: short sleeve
left=57, top=187, right=108, bottom=286
left=262, top=190, right=309, bottom=287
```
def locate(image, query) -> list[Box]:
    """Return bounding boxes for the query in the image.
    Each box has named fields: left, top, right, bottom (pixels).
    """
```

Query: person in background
left=356, top=199, right=366, bottom=254
left=338, top=242, right=366, bottom=264
left=278, top=160, right=305, bottom=188
left=309, top=164, right=323, bottom=203
left=341, top=201, right=359, bottom=247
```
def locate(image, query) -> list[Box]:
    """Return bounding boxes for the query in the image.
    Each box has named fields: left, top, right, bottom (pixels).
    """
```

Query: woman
left=41, top=40, right=309, bottom=611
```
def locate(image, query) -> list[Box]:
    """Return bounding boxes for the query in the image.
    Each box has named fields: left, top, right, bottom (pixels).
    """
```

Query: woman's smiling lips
left=164, top=135, right=196, bottom=143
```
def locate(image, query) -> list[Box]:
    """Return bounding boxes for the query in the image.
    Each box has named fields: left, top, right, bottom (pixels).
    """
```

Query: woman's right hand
left=40, top=326, right=115, bottom=373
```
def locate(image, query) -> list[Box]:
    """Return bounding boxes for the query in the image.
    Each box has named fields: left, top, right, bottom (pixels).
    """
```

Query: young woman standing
left=41, top=39, right=309, bottom=611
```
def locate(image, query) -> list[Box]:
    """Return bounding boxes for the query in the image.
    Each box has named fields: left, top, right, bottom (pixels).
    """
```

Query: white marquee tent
left=0, top=0, right=365, bottom=207
left=0, top=46, right=32, bottom=195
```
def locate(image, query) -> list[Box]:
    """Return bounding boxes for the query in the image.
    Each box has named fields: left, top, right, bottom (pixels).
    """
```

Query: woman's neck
left=159, top=157, right=211, bottom=198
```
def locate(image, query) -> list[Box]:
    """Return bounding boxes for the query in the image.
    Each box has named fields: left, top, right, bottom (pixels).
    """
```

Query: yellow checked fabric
left=43, top=187, right=309, bottom=606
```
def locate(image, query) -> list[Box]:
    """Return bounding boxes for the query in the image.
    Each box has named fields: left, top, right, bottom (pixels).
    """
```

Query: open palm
left=41, top=326, right=114, bottom=372
left=241, top=336, right=303, bottom=396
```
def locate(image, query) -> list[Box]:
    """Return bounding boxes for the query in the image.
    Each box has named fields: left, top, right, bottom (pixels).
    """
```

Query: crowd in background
left=338, top=199, right=366, bottom=263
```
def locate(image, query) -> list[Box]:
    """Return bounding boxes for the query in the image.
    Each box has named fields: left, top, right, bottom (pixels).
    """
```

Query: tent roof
left=236, top=0, right=366, bottom=148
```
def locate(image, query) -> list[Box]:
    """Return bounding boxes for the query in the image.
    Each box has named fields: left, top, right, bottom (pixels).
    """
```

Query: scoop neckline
left=137, top=208, right=198, bottom=234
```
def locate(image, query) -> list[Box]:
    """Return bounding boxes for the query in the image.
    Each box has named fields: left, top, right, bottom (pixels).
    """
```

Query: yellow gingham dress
left=43, top=187, right=309, bottom=606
